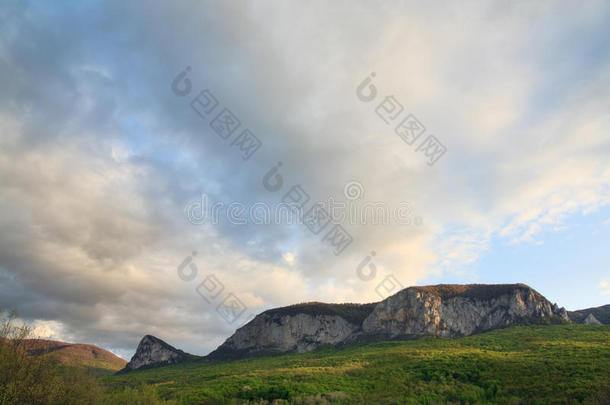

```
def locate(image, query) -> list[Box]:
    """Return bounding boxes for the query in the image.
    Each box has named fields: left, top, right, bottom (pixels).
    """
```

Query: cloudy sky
left=1, top=1, right=609, bottom=359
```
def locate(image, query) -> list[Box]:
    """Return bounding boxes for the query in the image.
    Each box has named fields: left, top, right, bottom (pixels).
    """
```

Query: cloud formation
left=0, top=0, right=609, bottom=358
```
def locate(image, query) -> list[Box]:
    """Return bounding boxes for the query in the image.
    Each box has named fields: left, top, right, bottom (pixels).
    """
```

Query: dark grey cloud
left=0, top=0, right=609, bottom=358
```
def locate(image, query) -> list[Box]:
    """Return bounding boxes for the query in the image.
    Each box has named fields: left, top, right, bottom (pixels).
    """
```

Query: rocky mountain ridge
left=208, top=283, right=570, bottom=359
left=120, top=283, right=608, bottom=372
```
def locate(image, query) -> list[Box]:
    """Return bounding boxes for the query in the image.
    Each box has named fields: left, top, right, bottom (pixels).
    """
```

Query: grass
left=104, top=324, right=610, bottom=404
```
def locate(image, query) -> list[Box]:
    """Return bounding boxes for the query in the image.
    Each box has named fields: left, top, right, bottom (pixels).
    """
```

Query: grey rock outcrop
left=583, top=313, right=602, bottom=325
left=120, top=335, right=190, bottom=372
left=362, top=284, right=567, bottom=338
left=210, top=284, right=570, bottom=359
left=220, top=313, right=359, bottom=354
left=208, top=303, right=374, bottom=359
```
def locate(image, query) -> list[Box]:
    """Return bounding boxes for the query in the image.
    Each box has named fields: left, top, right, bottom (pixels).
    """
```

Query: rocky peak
left=583, top=313, right=602, bottom=325
left=120, top=335, right=190, bottom=372
left=567, top=304, right=610, bottom=324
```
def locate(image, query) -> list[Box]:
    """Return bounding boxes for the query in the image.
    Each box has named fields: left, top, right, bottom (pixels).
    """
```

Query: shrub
left=0, top=309, right=102, bottom=405
left=101, top=384, right=175, bottom=404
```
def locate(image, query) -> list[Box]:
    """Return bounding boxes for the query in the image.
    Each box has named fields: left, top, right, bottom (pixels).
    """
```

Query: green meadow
left=104, top=324, right=610, bottom=404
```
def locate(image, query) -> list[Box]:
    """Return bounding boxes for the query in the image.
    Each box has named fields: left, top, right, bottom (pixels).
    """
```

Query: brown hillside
left=22, top=339, right=126, bottom=373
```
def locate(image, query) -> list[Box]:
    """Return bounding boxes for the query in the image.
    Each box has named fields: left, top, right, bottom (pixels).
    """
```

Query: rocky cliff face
left=120, top=335, right=190, bottom=372
left=210, top=284, right=570, bottom=359
left=361, top=284, right=568, bottom=338
left=213, top=313, right=359, bottom=356
left=209, top=303, right=374, bottom=359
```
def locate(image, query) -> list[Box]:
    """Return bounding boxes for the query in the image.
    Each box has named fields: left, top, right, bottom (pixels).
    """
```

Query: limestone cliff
left=361, top=284, right=569, bottom=338
left=210, top=284, right=569, bottom=359
left=208, top=303, right=375, bottom=359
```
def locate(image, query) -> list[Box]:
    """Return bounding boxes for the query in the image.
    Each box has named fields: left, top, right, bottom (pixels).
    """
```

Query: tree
left=0, top=309, right=102, bottom=405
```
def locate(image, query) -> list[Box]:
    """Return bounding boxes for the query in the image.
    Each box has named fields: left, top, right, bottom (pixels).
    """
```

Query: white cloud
left=599, top=281, right=610, bottom=296
left=282, top=252, right=295, bottom=265
left=31, top=320, right=66, bottom=341
left=0, top=0, right=609, bottom=356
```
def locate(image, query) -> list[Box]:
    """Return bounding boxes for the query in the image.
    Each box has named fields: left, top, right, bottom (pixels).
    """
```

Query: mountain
left=207, top=302, right=377, bottom=359
left=22, top=339, right=126, bottom=374
left=108, top=325, right=610, bottom=404
left=119, top=335, right=194, bottom=372
left=568, top=304, right=610, bottom=324
left=208, top=283, right=570, bottom=359
left=583, top=313, right=602, bottom=324
left=124, top=283, right=601, bottom=370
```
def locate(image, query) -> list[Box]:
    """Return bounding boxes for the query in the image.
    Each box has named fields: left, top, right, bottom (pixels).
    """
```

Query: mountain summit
left=120, top=335, right=191, bottom=372
left=209, top=283, right=570, bottom=359
left=123, top=283, right=609, bottom=371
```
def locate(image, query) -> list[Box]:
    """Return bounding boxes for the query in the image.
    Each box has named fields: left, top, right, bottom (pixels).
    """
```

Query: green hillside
left=104, top=324, right=610, bottom=404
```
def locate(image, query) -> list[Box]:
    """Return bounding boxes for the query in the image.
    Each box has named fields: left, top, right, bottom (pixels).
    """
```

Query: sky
left=0, top=0, right=609, bottom=360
